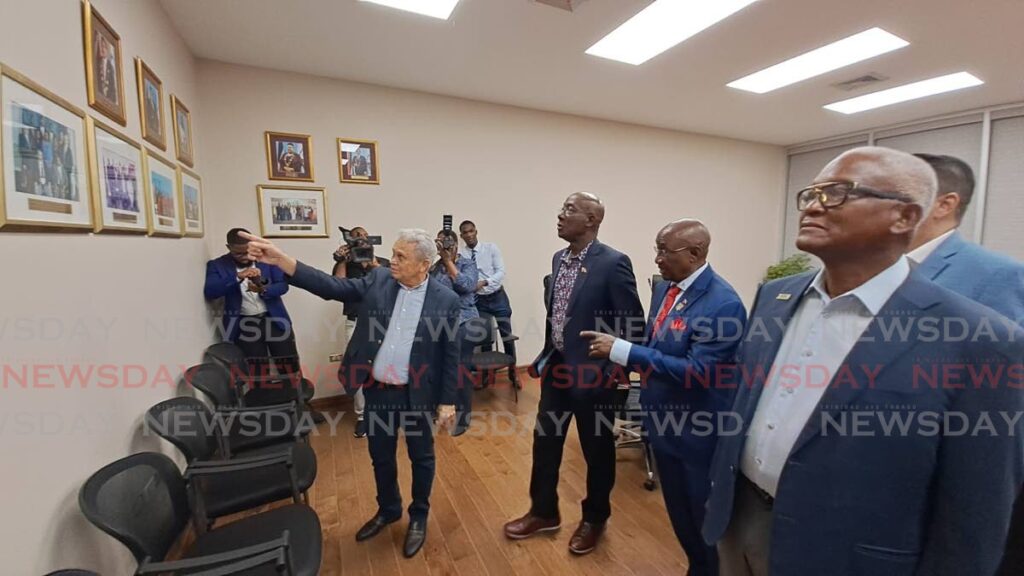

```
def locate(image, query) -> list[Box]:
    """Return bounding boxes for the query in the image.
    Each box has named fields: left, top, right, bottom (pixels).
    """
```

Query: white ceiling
left=159, top=0, right=1024, bottom=145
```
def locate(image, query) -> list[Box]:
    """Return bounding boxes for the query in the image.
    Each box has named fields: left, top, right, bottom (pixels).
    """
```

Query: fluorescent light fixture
left=728, top=28, right=908, bottom=93
left=359, top=0, right=460, bottom=20
left=824, top=72, right=983, bottom=114
left=585, top=0, right=760, bottom=65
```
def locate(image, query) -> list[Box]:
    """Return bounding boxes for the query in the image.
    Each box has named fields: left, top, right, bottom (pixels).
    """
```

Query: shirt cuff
left=609, top=338, right=632, bottom=367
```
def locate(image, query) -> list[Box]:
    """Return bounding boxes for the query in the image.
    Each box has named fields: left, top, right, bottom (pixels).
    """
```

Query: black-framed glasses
left=796, top=181, right=915, bottom=211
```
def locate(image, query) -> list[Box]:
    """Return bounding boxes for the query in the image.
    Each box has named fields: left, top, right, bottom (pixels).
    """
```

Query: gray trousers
left=718, top=477, right=774, bottom=576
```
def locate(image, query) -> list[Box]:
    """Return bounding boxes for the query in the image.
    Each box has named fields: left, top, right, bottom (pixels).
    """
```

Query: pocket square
left=671, top=317, right=686, bottom=331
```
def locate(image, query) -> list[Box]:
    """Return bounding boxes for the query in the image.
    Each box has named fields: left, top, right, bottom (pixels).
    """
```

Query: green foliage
left=764, top=253, right=813, bottom=282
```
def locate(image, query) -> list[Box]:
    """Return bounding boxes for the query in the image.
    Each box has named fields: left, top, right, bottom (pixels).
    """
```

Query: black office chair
left=615, top=376, right=658, bottom=491
left=466, top=316, right=520, bottom=402
left=146, top=397, right=317, bottom=524
left=185, top=363, right=313, bottom=453
left=42, top=571, right=101, bottom=576
left=204, top=342, right=315, bottom=408
left=79, top=452, right=321, bottom=576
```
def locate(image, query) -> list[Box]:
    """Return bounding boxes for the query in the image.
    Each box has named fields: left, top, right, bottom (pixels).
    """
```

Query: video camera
left=439, top=214, right=457, bottom=251
left=338, top=226, right=382, bottom=263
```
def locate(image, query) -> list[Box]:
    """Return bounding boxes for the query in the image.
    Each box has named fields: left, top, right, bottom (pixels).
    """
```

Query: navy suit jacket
left=633, top=266, right=747, bottom=464
left=204, top=254, right=292, bottom=342
left=703, top=269, right=1024, bottom=576
left=289, top=263, right=461, bottom=409
left=918, top=231, right=1024, bottom=326
left=531, top=240, right=645, bottom=389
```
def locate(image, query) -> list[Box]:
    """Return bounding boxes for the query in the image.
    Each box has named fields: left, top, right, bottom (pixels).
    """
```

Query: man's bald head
left=570, top=192, right=605, bottom=225
left=819, top=146, right=936, bottom=212
left=655, top=219, right=711, bottom=282
left=558, top=192, right=605, bottom=244
left=660, top=219, right=710, bottom=259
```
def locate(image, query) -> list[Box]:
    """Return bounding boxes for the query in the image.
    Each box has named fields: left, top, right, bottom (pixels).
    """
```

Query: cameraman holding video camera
left=333, top=226, right=390, bottom=438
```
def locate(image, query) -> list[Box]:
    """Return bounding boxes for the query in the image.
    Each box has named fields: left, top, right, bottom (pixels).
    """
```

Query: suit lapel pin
left=581, top=267, right=588, bottom=274
left=777, top=292, right=792, bottom=301
left=675, top=301, right=685, bottom=311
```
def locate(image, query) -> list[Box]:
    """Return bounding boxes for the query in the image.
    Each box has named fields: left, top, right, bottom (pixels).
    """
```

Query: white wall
left=197, top=60, right=787, bottom=397
left=0, top=1, right=209, bottom=574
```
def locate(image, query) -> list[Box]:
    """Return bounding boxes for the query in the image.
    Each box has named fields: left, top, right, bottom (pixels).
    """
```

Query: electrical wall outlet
left=328, top=353, right=343, bottom=362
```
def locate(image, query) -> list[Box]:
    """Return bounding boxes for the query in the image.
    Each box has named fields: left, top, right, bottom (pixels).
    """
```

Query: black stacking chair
left=204, top=342, right=315, bottom=408
left=465, top=316, right=520, bottom=402
left=146, top=397, right=317, bottom=525
left=79, top=452, right=321, bottom=576
left=185, top=363, right=313, bottom=453
left=43, top=571, right=101, bottom=576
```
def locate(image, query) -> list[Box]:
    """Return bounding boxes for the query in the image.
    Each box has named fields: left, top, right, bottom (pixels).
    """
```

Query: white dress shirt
left=371, top=276, right=428, bottom=385
left=236, top=265, right=268, bottom=316
left=460, top=241, right=506, bottom=296
left=740, top=256, right=910, bottom=496
left=609, top=262, right=710, bottom=366
left=907, top=228, right=955, bottom=263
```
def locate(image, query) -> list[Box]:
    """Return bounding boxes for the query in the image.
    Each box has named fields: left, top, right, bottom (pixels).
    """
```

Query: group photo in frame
left=178, top=166, right=204, bottom=237
left=86, top=117, right=146, bottom=233
left=256, top=184, right=327, bottom=238
left=170, top=94, right=194, bottom=167
left=142, top=149, right=181, bottom=236
left=337, top=138, right=379, bottom=184
left=135, top=58, right=165, bottom=150
left=265, top=130, right=314, bottom=182
left=1, top=65, right=92, bottom=230
left=82, top=0, right=126, bottom=126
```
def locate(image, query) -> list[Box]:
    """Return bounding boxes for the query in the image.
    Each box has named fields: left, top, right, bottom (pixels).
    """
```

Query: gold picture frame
left=337, top=138, right=380, bottom=185
left=82, top=0, right=126, bottom=125
left=265, top=131, right=314, bottom=182
left=256, top=184, right=328, bottom=238
left=0, top=63, right=93, bottom=230
left=170, top=94, right=194, bottom=167
left=86, top=116, right=147, bottom=233
left=178, top=165, right=204, bottom=238
left=135, top=58, right=166, bottom=150
left=142, top=148, right=182, bottom=237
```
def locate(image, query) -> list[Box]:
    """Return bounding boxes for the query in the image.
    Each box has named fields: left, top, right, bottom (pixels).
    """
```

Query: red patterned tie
left=653, top=285, right=682, bottom=335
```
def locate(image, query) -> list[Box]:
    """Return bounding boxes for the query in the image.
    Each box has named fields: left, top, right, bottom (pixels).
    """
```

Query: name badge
left=777, top=292, right=792, bottom=301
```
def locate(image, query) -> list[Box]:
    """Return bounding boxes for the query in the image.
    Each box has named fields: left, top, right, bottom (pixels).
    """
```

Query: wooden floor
left=307, top=375, right=689, bottom=576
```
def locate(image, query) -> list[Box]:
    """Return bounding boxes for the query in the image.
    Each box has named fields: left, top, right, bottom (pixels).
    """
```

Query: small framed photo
left=170, top=94, right=194, bottom=167
left=142, top=149, right=181, bottom=236
left=135, top=58, right=166, bottom=150
left=83, top=1, right=126, bottom=125
left=337, top=138, right=379, bottom=184
left=178, top=166, right=204, bottom=237
left=1, top=65, right=93, bottom=230
left=257, top=185, right=328, bottom=238
left=266, top=131, right=314, bottom=182
left=86, top=117, right=146, bottom=233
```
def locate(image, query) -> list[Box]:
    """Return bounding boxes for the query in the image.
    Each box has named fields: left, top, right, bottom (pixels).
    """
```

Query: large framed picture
left=1, top=65, right=92, bottom=230
left=265, top=131, right=314, bottom=182
left=178, top=166, right=204, bottom=237
left=86, top=117, right=146, bottom=233
left=337, top=138, right=379, bottom=184
left=257, top=185, right=328, bottom=238
left=170, top=95, right=194, bottom=167
left=143, top=149, right=181, bottom=236
left=135, top=58, right=165, bottom=150
left=82, top=0, right=126, bottom=125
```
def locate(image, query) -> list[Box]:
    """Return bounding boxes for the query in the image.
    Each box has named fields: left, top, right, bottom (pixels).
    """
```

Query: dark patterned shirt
left=551, top=241, right=593, bottom=352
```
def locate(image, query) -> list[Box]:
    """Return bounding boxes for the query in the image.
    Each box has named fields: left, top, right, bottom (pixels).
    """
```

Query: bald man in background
left=584, top=219, right=747, bottom=575
left=703, top=147, right=1024, bottom=576
left=505, top=192, right=645, bottom=555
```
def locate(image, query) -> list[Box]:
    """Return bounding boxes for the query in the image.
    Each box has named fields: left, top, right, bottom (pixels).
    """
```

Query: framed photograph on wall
left=0, top=65, right=93, bottom=230
left=143, top=149, right=181, bottom=236
left=170, top=94, right=194, bottom=167
left=178, top=166, right=204, bottom=237
left=265, top=131, right=314, bottom=182
left=135, top=58, right=166, bottom=150
left=257, top=185, right=328, bottom=238
left=337, top=138, right=379, bottom=184
left=82, top=0, right=126, bottom=125
left=86, top=117, right=146, bottom=233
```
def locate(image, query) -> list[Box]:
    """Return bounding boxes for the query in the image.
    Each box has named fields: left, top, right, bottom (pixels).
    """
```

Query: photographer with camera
left=333, top=226, right=390, bottom=438
left=431, top=228, right=479, bottom=437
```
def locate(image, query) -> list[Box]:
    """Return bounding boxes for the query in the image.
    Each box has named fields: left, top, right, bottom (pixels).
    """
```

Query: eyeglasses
left=796, top=181, right=915, bottom=211
left=654, top=245, right=693, bottom=257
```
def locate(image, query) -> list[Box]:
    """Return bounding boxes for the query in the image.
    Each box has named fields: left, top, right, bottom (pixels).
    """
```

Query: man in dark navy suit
left=241, top=228, right=460, bottom=559
left=504, top=192, right=645, bottom=555
left=583, top=219, right=746, bottom=576
left=203, top=227, right=298, bottom=373
left=703, top=147, right=1024, bottom=576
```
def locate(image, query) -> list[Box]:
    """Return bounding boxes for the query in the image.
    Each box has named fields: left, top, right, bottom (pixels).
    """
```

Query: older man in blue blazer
left=703, top=147, right=1024, bottom=576
left=583, top=219, right=746, bottom=576
left=907, top=153, right=1024, bottom=575
left=241, top=229, right=460, bottom=560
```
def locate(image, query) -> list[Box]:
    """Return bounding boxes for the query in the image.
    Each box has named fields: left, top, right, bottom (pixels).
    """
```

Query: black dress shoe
left=354, top=418, right=367, bottom=438
left=403, top=518, right=427, bottom=558
left=355, top=514, right=399, bottom=542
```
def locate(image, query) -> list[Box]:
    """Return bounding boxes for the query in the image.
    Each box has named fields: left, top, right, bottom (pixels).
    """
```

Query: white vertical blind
left=981, top=114, right=1024, bottom=260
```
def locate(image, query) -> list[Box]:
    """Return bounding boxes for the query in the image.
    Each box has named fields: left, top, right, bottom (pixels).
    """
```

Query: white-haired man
left=242, top=229, right=461, bottom=559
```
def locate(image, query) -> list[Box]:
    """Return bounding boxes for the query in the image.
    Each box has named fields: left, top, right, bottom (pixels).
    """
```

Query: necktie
left=653, top=285, right=682, bottom=336
left=471, top=248, right=477, bottom=263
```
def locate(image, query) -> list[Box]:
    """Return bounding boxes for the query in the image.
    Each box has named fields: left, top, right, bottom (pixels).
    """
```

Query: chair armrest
left=185, top=548, right=290, bottom=576
left=136, top=532, right=291, bottom=575
left=185, top=451, right=293, bottom=477
left=215, top=401, right=298, bottom=415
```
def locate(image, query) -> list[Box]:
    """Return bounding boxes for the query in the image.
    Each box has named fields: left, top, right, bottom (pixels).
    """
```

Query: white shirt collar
left=670, top=262, right=710, bottom=293
left=807, top=256, right=910, bottom=316
left=907, top=229, right=956, bottom=263
left=400, top=276, right=429, bottom=292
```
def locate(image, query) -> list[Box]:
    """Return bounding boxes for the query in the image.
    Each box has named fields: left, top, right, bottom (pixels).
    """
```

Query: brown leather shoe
left=568, top=521, right=605, bottom=555
left=503, top=513, right=561, bottom=540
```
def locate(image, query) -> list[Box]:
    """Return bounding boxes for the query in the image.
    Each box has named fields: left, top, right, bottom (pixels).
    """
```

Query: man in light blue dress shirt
left=460, top=220, right=517, bottom=367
